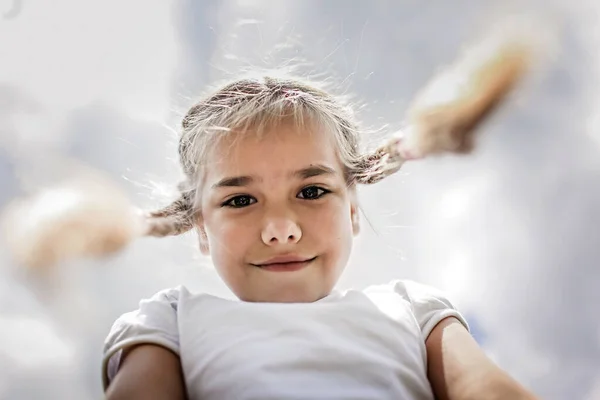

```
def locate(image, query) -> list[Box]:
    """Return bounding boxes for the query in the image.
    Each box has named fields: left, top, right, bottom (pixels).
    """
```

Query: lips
left=252, top=255, right=317, bottom=272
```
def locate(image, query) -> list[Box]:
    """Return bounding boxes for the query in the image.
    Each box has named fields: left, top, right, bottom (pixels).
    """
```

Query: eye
left=222, top=195, right=256, bottom=208
left=297, top=186, right=330, bottom=200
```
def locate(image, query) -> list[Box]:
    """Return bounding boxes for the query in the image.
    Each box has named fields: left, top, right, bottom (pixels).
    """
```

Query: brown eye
left=223, top=195, right=256, bottom=208
left=297, top=186, right=329, bottom=200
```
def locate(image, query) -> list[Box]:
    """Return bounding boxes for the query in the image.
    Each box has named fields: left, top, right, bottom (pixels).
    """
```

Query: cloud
left=0, top=0, right=181, bottom=154
left=0, top=0, right=179, bottom=115
left=0, top=0, right=185, bottom=396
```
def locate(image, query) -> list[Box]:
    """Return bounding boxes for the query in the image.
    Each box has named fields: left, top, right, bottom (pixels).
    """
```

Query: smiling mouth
left=254, top=256, right=317, bottom=272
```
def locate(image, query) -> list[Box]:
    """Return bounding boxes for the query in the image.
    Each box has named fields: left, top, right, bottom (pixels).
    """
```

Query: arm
left=106, top=344, right=187, bottom=400
left=426, top=317, right=538, bottom=400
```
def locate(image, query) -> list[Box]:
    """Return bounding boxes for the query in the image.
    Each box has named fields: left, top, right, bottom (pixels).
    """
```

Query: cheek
left=308, top=200, right=353, bottom=241
left=312, top=203, right=354, bottom=278
left=206, top=214, right=255, bottom=259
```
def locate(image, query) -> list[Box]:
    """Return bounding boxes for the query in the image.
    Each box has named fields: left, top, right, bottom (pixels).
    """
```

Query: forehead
left=205, top=120, right=343, bottom=178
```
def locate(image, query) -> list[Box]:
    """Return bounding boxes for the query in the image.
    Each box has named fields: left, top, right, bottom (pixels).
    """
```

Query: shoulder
left=365, top=279, right=458, bottom=308
left=364, top=279, right=469, bottom=340
left=137, top=285, right=185, bottom=311
left=108, top=286, right=186, bottom=333
left=364, top=279, right=454, bottom=309
left=102, top=285, right=189, bottom=389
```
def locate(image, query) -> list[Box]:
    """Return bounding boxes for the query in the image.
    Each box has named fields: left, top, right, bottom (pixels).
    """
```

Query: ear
left=350, top=196, right=360, bottom=236
left=195, top=214, right=210, bottom=256
left=351, top=205, right=360, bottom=236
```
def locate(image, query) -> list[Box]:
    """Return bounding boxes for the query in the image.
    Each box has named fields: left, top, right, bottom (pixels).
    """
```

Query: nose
left=261, top=218, right=302, bottom=246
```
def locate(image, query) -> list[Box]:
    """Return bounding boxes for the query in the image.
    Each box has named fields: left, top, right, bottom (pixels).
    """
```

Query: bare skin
left=106, top=345, right=187, bottom=400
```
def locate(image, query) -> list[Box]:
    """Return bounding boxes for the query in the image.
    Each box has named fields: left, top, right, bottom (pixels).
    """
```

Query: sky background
left=1, top=0, right=599, bottom=399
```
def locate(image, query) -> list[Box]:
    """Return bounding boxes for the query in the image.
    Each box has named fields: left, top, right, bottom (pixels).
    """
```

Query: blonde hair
left=145, top=76, right=406, bottom=237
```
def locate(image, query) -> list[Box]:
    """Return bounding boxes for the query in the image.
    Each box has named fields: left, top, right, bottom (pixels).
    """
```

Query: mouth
left=252, top=256, right=317, bottom=272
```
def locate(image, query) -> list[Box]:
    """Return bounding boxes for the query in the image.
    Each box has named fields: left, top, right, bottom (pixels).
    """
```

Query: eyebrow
left=294, top=164, right=336, bottom=179
left=211, top=164, right=337, bottom=189
left=211, top=175, right=253, bottom=189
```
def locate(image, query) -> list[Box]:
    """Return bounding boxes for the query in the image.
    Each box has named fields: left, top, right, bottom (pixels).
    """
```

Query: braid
left=145, top=189, right=195, bottom=237
left=352, top=136, right=407, bottom=185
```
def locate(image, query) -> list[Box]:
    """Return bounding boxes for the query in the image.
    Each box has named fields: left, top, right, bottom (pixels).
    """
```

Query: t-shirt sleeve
left=391, top=279, right=469, bottom=341
left=101, top=287, right=181, bottom=390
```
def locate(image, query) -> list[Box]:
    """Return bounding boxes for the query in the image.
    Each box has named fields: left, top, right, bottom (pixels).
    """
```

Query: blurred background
left=1, top=0, right=599, bottom=399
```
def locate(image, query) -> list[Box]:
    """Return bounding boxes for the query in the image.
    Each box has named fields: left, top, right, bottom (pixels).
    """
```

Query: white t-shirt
left=102, top=280, right=468, bottom=399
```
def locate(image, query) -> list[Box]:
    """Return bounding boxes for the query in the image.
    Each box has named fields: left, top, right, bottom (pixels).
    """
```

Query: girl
left=102, top=76, right=537, bottom=399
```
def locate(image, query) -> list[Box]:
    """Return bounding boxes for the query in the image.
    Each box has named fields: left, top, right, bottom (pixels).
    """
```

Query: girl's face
left=197, top=120, right=360, bottom=303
